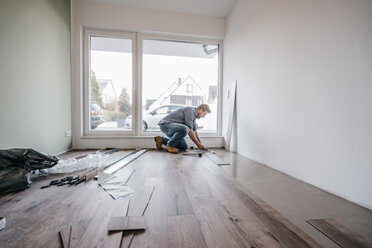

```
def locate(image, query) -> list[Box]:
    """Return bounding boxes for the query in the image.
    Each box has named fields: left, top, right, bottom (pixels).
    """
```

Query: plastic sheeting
left=47, top=153, right=108, bottom=174
left=99, top=175, right=135, bottom=200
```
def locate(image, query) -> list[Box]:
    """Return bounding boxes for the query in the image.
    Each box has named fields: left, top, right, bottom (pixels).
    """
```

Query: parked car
left=124, top=105, right=205, bottom=131
left=90, top=102, right=104, bottom=129
left=125, top=105, right=183, bottom=130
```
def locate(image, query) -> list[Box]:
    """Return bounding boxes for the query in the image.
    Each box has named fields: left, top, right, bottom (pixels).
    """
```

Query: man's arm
left=194, top=131, right=201, bottom=143
left=188, top=130, right=207, bottom=150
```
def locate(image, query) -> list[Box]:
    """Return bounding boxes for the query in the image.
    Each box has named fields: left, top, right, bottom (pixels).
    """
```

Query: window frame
left=138, top=33, right=223, bottom=137
left=82, top=29, right=222, bottom=138
left=83, top=28, right=137, bottom=137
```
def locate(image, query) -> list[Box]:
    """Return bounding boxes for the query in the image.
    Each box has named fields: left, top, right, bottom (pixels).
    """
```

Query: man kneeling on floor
left=154, top=104, right=211, bottom=153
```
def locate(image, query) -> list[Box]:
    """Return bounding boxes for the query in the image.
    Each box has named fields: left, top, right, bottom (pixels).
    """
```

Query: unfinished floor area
left=0, top=149, right=372, bottom=248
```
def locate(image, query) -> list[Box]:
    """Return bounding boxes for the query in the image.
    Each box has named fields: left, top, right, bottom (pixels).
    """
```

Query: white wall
left=223, top=0, right=372, bottom=209
left=0, top=0, right=71, bottom=155
left=71, top=1, right=225, bottom=149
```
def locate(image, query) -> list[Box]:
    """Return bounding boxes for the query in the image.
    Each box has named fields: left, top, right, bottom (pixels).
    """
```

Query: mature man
left=154, top=104, right=211, bottom=153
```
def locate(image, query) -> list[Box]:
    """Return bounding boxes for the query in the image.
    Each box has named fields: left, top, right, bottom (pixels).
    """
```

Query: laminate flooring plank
left=178, top=159, right=280, bottom=247
left=2, top=181, right=98, bottom=248
left=104, top=151, right=136, bottom=168
left=76, top=198, right=123, bottom=248
left=28, top=181, right=104, bottom=248
left=69, top=220, right=90, bottom=248
left=205, top=153, right=230, bottom=165
left=108, top=216, right=145, bottom=232
left=13, top=180, right=115, bottom=247
left=124, top=153, right=156, bottom=192
left=75, top=202, right=111, bottom=248
left=94, top=199, right=130, bottom=248
left=167, top=214, right=208, bottom=248
left=175, top=155, right=320, bottom=248
left=0, top=151, right=142, bottom=248
left=59, top=226, right=71, bottom=248
left=307, top=219, right=372, bottom=248
left=98, top=172, right=114, bottom=185
left=324, top=219, right=372, bottom=248
left=129, top=181, right=168, bottom=248
left=176, top=157, right=254, bottom=248
left=127, top=186, right=155, bottom=217
left=177, top=168, right=212, bottom=197
left=45, top=185, right=105, bottom=248
left=164, top=189, right=193, bottom=216
left=191, top=170, right=283, bottom=248
left=113, top=152, right=157, bottom=248
left=189, top=196, right=252, bottom=248
left=120, top=233, right=135, bottom=248
left=121, top=153, right=180, bottom=247
left=78, top=199, right=129, bottom=247
left=200, top=158, right=321, bottom=248
left=192, top=164, right=284, bottom=247
left=104, top=150, right=147, bottom=174
left=150, top=154, right=199, bottom=216
left=163, top=169, right=194, bottom=216
left=0, top=151, right=324, bottom=248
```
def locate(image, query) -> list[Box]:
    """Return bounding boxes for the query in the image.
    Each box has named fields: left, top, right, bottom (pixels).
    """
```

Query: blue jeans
left=159, top=123, right=189, bottom=151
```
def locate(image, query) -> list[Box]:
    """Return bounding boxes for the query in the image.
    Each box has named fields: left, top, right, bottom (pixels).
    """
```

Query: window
left=142, top=39, right=219, bottom=133
left=84, top=29, right=135, bottom=134
left=84, top=30, right=221, bottom=136
left=186, top=84, right=193, bottom=94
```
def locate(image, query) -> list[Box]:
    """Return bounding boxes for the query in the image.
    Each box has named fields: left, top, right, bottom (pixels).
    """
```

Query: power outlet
left=65, top=131, right=72, bottom=137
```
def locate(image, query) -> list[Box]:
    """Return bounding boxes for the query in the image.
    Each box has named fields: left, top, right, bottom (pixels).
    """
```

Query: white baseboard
left=73, top=136, right=224, bottom=150
left=54, top=148, right=73, bottom=156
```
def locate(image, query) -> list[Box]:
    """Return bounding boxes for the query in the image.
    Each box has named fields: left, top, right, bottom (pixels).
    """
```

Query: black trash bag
left=0, top=148, right=59, bottom=194
left=0, top=168, right=31, bottom=193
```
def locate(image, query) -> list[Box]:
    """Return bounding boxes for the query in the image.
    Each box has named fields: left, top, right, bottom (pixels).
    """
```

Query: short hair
left=197, top=104, right=211, bottom=113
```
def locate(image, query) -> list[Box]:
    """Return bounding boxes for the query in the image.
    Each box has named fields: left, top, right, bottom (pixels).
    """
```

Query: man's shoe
left=154, top=136, right=163, bottom=150
left=166, top=145, right=178, bottom=154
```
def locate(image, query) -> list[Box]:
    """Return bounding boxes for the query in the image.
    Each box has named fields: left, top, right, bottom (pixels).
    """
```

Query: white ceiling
left=76, top=0, right=237, bottom=18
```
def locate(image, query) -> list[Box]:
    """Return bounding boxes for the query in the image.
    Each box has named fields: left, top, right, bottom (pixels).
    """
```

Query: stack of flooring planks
left=0, top=149, right=325, bottom=247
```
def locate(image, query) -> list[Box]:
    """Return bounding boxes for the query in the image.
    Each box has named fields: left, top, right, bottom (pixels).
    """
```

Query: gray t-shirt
left=158, top=107, right=198, bottom=131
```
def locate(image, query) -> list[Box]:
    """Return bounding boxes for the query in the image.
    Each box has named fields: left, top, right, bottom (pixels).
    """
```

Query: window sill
left=74, top=135, right=225, bottom=149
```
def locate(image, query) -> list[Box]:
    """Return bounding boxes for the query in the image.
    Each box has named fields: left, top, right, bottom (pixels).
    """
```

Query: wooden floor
left=0, top=150, right=322, bottom=248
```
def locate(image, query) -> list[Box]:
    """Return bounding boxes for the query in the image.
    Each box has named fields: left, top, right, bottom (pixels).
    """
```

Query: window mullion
left=135, top=32, right=142, bottom=135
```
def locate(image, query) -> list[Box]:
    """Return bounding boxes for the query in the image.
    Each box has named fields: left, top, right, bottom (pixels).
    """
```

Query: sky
left=91, top=51, right=218, bottom=104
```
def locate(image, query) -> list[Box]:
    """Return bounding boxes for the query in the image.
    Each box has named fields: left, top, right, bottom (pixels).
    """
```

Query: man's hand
left=189, top=130, right=208, bottom=150
left=197, top=144, right=208, bottom=151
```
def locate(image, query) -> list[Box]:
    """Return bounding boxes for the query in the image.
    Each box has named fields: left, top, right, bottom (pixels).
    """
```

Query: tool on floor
left=182, top=152, right=203, bottom=157
left=41, top=176, right=79, bottom=188
left=191, top=147, right=215, bottom=153
left=40, top=169, right=97, bottom=189
left=182, top=148, right=216, bottom=157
